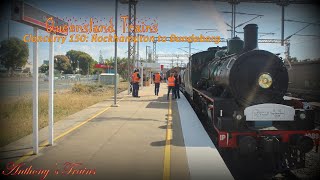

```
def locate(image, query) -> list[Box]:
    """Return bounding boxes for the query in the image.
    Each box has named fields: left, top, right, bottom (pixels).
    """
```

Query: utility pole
left=281, top=5, right=285, bottom=46
left=276, top=0, right=289, bottom=46
left=171, top=58, right=174, bottom=68
left=229, top=0, right=238, bottom=38
left=146, top=46, right=150, bottom=62
left=176, top=56, right=179, bottom=67
left=153, top=41, right=157, bottom=62
left=137, top=34, right=140, bottom=67
left=112, top=0, right=119, bottom=107
left=119, top=0, right=138, bottom=95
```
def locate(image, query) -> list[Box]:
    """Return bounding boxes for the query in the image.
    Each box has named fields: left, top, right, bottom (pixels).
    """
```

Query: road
left=0, top=78, right=95, bottom=98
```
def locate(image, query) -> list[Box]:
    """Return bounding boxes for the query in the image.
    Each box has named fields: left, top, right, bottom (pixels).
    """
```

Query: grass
left=0, top=82, right=128, bottom=147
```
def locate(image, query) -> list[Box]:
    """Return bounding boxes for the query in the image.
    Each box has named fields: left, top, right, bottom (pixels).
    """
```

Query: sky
left=0, top=0, right=319, bottom=68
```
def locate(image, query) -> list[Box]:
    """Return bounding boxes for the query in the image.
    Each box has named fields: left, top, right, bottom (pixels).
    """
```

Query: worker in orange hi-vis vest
left=167, top=73, right=175, bottom=100
left=132, top=69, right=141, bottom=98
left=153, top=72, right=162, bottom=96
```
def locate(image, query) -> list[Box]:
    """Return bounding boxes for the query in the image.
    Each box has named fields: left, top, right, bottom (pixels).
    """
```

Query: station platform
left=0, top=83, right=233, bottom=180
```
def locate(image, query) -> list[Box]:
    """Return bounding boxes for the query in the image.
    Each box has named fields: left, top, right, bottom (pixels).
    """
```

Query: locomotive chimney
left=243, top=24, right=258, bottom=51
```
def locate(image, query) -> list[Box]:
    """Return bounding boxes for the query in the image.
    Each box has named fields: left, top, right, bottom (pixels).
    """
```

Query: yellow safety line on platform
left=163, top=93, right=173, bottom=180
left=15, top=97, right=125, bottom=164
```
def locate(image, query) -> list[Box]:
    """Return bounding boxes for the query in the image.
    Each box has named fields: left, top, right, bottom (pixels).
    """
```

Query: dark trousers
left=174, top=84, right=180, bottom=98
left=132, top=82, right=139, bottom=97
left=154, top=83, right=160, bottom=95
left=167, top=86, right=174, bottom=100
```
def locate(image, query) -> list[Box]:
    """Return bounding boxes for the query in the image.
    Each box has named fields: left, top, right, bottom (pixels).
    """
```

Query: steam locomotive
left=177, top=24, right=320, bottom=172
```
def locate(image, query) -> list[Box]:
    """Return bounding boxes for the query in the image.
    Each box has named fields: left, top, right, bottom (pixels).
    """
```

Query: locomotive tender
left=179, top=24, right=320, bottom=171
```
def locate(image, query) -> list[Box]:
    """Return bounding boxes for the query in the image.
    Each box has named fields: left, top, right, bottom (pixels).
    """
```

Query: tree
left=78, top=53, right=94, bottom=75
left=66, top=50, right=79, bottom=71
left=288, top=57, right=298, bottom=63
left=39, top=64, right=49, bottom=73
left=147, top=52, right=153, bottom=63
left=116, top=57, right=135, bottom=80
left=66, top=50, right=95, bottom=75
left=54, top=55, right=71, bottom=73
left=105, top=58, right=114, bottom=67
left=0, top=37, right=29, bottom=76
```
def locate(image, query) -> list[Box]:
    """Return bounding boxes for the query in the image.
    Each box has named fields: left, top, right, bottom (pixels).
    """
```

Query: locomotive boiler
left=179, top=24, right=319, bottom=172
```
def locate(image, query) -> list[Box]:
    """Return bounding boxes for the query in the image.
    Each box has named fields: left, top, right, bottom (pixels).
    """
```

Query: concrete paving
left=0, top=83, right=190, bottom=180
left=0, top=82, right=234, bottom=180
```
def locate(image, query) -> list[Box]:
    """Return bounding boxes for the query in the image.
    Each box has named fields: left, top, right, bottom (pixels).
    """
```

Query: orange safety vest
left=167, top=77, right=175, bottom=87
left=154, top=73, right=161, bottom=83
left=132, top=72, right=140, bottom=83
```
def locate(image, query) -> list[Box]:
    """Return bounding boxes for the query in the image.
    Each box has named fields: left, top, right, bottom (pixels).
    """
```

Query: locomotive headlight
left=299, top=112, right=306, bottom=120
left=258, top=73, right=273, bottom=89
left=236, top=114, right=242, bottom=120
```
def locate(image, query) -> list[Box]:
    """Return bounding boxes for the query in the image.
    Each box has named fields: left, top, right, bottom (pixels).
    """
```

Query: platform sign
left=10, top=1, right=68, bottom=154
left=11, top=1, right=68, bottom=36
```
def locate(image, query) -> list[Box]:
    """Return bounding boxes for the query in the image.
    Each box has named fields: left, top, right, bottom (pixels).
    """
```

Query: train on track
left=169, top=24, right=320, bottom=172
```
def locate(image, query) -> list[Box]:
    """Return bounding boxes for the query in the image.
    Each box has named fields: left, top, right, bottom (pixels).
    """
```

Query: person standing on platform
left=132, top=69, right=141, bottom=98
left=130, top=72, right=134, bottom=94
left=153, top=72, right=162, bottom=96
left=167, top=73, right=175, bottom=100
left=131, top=70, right=135, bottom=97
left=174, top=72, right=181, bottom=99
